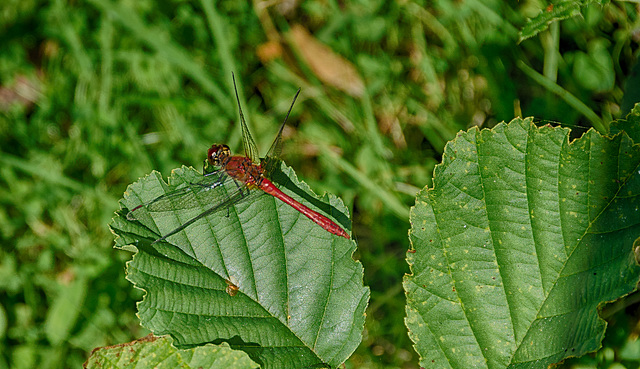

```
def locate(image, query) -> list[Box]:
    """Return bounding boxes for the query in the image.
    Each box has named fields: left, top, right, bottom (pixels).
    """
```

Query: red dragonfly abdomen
left=258, top=178, right=350, bottom=239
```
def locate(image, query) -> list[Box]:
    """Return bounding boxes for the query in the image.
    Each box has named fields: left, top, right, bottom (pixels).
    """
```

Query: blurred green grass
left=0, top=1, right=638, bottom=368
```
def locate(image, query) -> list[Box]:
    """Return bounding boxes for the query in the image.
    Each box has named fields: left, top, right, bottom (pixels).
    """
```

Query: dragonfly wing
left=127, top=169, right=241, bottom=219
left=262, top=88, right=301, bottom=177
left=152, top=184, right=262, bottom=244
left=127, top=168, right=265, bottom=244
left=232, top=73, right=260, bottom=164
left=265, top=88, right=301, bottom=161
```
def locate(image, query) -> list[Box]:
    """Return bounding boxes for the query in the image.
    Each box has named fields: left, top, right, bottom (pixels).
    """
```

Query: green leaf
left=110, top=163, right=369, bottom=369
left=84, top=335, right=259, bottom=369
left=404, top=116, right=640, bottom=368
left=571, top=39, right=615, bottom=92
left=518, top=0, right=608, bottom=42
left=610, top=103, right=640, bottom=141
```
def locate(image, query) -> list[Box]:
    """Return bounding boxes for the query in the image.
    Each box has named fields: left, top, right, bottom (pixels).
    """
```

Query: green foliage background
left=0, top=0, right=638, bottom=368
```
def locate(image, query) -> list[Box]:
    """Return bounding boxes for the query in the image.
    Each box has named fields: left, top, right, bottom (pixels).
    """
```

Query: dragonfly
left=127, top=74, right=350, bottom=243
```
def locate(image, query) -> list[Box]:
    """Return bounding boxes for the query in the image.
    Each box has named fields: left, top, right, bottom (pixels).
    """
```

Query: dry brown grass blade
left=289, top=24, right=365, bottom=97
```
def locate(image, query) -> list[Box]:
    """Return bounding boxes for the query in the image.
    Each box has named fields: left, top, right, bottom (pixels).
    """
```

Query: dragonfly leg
left=191, top=171, right=228, bottom=192
left=216, top=171, right=227, bottom=186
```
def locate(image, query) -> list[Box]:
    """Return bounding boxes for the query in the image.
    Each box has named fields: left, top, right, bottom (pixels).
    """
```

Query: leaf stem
left=517, top=60, right=606, bottom=133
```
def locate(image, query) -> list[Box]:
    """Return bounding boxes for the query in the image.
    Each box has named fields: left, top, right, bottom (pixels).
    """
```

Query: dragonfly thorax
left=208, top=144, right=231, bottom=166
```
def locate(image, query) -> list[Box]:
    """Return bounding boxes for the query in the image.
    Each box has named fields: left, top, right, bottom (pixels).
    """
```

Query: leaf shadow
left=268, top=160, right=351, bottom=232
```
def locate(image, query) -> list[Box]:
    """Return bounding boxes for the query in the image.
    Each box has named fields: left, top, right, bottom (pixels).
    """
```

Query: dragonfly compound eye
left=208, top=144, right=231, bottom=166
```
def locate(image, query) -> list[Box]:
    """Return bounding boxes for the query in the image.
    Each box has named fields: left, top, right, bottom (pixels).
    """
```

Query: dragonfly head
left=208, top=144, right=231, bottom=167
